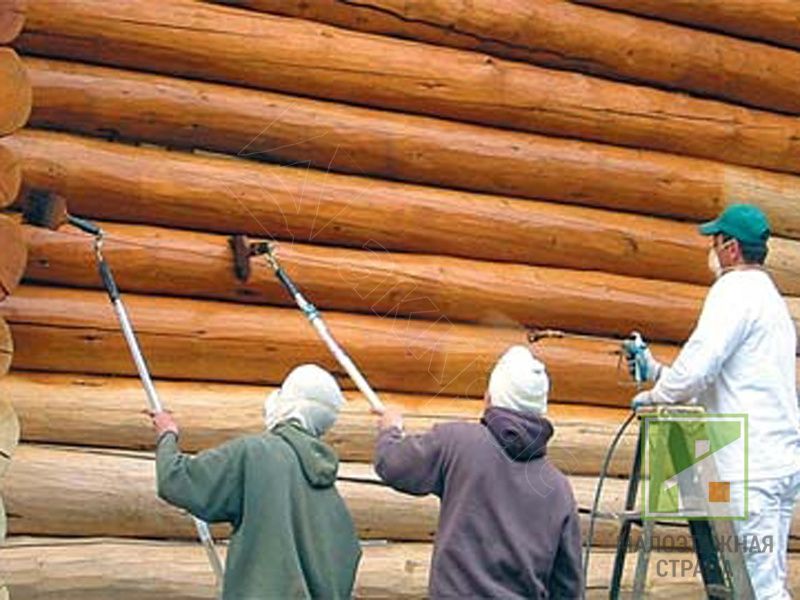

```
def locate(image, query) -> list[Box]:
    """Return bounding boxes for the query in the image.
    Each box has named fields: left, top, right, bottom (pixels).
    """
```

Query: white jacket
left=652, top=269, right=799, bottom=481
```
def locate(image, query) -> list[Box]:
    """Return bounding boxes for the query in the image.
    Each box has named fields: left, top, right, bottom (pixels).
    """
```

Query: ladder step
left=706, top=583, right=734, bottom=599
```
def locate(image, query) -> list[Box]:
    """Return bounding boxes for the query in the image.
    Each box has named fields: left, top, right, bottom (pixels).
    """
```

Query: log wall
left=0, top=7, right=26, bottom=597
left=6, top=131, right=800, bottom=294
left=573, top=0, right=800, bottom=52
left=17, top=0, right=800, bottom=174
left=211, top=0, right=800, bottom=115
left=5, top=0, right=800, bottom=596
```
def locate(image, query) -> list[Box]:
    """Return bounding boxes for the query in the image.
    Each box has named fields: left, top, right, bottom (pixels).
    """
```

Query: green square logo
left=641, top=413, right=748, bottom=520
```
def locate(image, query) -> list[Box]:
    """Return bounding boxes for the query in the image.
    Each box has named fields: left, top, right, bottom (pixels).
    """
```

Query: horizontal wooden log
left=5, top=537, right=800, bottom=598
left=19, top=1, right=800, bottom=166
left=0, top=48, right=31, bottom=137
left=5, top=444, right=654, bottom=546
left=0, top=317, right=11, bottom=379
left=0, top=214, right=26, bottom=300
left=1, top=371, right=635, bottom=476
left=213, top=0, right=800, bottom=115
left=573, top=0, right=800, bottom=53
left=22, top=220, right=708, bottom=343
left=0, top=144, right=21, bottom=209
left=10, top=131, right=800, bottom=295
left=0, top=0, right=24, bottom=45
left=4, top=445, right=427, bottom=541
left=0, top=285, right=673, bottom=405
left=1, top=537, right=432, bottom=599
left=24, top=61, right=800, bottom=225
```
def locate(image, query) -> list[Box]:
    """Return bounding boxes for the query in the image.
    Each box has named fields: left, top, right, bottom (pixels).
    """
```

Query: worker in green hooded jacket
left=149, top=364, right=362, bottom=599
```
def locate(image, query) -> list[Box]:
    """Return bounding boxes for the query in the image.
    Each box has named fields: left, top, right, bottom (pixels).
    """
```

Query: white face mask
left=707, top=247, right=723, bottom=278
left=707, top=239, right=737, bottom=279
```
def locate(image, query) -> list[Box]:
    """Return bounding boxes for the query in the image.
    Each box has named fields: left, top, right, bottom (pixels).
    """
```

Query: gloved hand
left=631, top=391, right=653, bottom=410
left=624, top=333, right=663, bottom=383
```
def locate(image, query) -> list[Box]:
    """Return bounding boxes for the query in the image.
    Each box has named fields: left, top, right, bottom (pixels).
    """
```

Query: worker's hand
left=631, top=391, right=653, bottom=411
left=624, top=333, right=663, bottom=383
left=149, top=410, right=179, bottom=439
left=378, top=407, right=404, bottom=431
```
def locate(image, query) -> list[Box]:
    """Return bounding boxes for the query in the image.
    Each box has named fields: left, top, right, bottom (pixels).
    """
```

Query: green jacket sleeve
left=155, top=432, right=244, bottom=525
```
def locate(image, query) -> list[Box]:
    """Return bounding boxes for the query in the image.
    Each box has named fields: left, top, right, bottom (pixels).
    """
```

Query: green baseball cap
left=699, top=204, right=770, bottom=247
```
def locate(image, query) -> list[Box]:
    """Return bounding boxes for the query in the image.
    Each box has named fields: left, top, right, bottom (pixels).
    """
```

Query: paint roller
left=22, top=189, right=225, bottom=590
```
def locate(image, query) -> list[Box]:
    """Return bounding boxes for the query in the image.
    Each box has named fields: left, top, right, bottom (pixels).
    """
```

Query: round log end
left=0, top=0, right=25, bottom=45
left=0, top=214, right=27, bottom=299
left=0, top=48, right=32, bottom=137
left=768, top=237, right=800, bottom=297
left=0, top=317, right=12, bottom=379
left=0, top=395, right=19, bottom=478
left=0, top=140, right=22, bottom=210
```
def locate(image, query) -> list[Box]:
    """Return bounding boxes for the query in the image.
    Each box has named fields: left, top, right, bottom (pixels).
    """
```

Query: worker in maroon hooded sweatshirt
left=374, top=345, right=583, bottom=599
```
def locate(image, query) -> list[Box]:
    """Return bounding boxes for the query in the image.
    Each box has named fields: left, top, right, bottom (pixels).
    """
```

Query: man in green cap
left=149, top=364, right=361, bottom=599
left=630, top=204, right=800, bottom=598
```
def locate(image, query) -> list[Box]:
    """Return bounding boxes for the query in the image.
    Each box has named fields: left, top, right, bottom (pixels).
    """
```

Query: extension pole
left=262, top=244, right=385, bottom=414
left=91, top=233, right=225, bottom=589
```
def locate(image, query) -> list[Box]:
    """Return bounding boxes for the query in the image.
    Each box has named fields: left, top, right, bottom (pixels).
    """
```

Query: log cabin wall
left=0, top=2, right=29, bottom=599
left=0, top=0, right=799, bottom=596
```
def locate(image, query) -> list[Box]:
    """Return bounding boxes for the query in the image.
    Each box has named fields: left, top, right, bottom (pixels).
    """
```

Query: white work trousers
left=732, top=472, right=800, bottom=599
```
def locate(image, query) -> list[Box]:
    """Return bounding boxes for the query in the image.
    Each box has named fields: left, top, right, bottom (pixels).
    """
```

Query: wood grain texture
left=0, top=0, right=25, bottom=44
left=0, top=393, right=19, bottom=477
left=0, top=537, right=432, bottom=599
left=0, top=144, right=21, bottom=209
left=0, top=214, right=26, bottom=300
left=0, top=49, right=31, bottom=136
left=0, top=285, right=677, bottom=406
left=4, top=444, right=693, bottom=548
left=2, top=130, right=775, bottom=291
left=1, top=371, right=635, bottom=475
left=18, top=0, right=800, bottom=161
left=24, top=58, right=800, bottom=216
left=0, top=317, right=12, bottom=379
left=573, top=0, right=800, bottom=53
left=4, top=537, right=800, bottom=598
left=22, top=220, right=707, bottom=342
left=211, top=0, right=800, bottom=115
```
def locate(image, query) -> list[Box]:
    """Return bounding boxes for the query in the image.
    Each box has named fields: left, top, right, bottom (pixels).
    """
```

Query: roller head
left=229, top=234, right=253, bottom=282
left=22, top=189, right=68, bottom=230
left=229, top=235, right=276, bottom=281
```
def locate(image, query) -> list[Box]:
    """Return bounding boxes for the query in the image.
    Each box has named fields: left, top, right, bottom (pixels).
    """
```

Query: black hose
left=582, top=410, right=636, bottom=597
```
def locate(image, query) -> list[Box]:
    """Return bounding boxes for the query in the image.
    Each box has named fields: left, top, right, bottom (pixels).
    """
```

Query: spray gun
left=621, top=331, right=649, bottom=388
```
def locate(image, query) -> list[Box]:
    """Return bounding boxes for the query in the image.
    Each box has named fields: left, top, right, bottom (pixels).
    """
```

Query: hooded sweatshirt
left=375, top=407, right=582, bottom=599
left=156, top=422, right=361, bottom=600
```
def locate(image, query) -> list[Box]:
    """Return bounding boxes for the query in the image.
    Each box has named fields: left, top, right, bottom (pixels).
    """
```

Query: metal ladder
left=609, top=406, right=754, bottom=599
